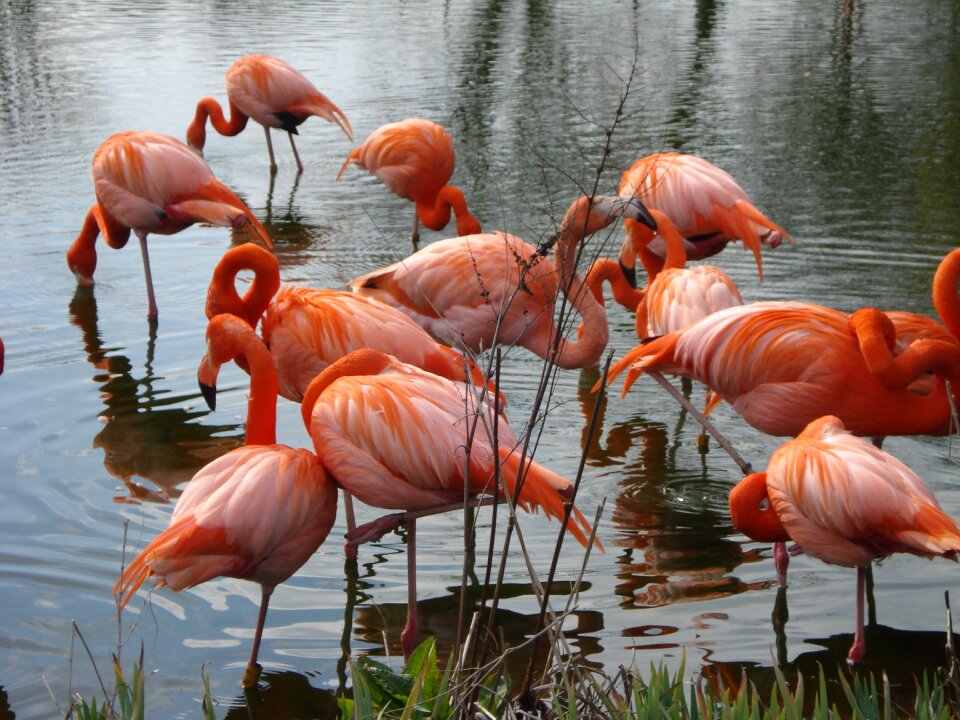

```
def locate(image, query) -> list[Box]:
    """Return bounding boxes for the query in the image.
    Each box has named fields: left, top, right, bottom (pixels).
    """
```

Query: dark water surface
left=2, top=1, right=960, bottom=717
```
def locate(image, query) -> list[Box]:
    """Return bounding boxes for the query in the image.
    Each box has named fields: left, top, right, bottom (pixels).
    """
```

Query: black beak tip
left=619, top=259, right=638, bottom=289
left=200, top=381, right=217, bottom=411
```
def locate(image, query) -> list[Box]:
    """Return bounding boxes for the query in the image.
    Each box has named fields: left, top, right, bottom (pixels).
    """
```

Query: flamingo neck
left=206, top=245, right=281, bottom=327
left=728, top=472, right=790, bottom=543
left=186, top=97, right=250, bottom=151
left=416, top=185, right=480, bottom=235
left=242, top=332, right=279, bottom=446
left=66, top=205, right=102, bottom=282
left=583, top=258, right=645, bottom=312
left=654, top=211, right=689, bottom=271
left=933, top=248, right=960, bottom=339
left=548, top=221, right=609, bottom=369
left=301, top=349, right=394, bottom=430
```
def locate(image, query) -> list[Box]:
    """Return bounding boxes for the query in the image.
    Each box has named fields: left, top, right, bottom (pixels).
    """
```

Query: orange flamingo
left=186, top=54, right=352, bottom=174
left=114, top=314, right=337, bottom=688
left=617, top=152, right=792, bottom=284
left=349, top=195, right=657, bottom=370
left=205, top=244, right=497, bottom=402
left=67, top=131, right=272, bottom=322
left=729, top=415, right=960, bottom=662
left=607, top=248, right=960, bottom=439
left=300, top=348, right=596, bottom=656
left=336, top=118, right=482, bottom=243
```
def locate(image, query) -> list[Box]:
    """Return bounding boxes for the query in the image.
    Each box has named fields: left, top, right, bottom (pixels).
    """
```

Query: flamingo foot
left=847, top=638, right=866, bottom=664
left=345, top=512, right=404, bottom=550
left=400, top=617, right=418, bottom=659
left=241, top=661, right=262, bottom=689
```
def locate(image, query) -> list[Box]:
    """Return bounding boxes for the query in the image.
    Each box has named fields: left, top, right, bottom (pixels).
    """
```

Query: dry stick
left=647, top=371, right=753, bottom=475
left=518, top=353, right=613, bottom=707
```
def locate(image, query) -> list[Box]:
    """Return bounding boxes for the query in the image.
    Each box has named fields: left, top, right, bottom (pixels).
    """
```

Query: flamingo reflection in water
left=69, top=286, right=240, bottom=504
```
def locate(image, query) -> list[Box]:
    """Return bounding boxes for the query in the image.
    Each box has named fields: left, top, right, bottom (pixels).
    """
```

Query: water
left=2, top=0, right=960, bottom=716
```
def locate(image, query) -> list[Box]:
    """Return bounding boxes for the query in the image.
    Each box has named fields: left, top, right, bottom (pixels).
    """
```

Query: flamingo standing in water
left=67, top=131, right=272, bottom=321
left=349, top=195, right=657, bottom=369
left=299, top=348, right=597, bottom=656
left=205, top=244, right=497, bottom=403
left=186, top=54, right=352, bottom=174
left=337, top=118, right=482, bottom=244
left=607, top=248, right=960, bottom=440
left=729, top=415, right=960, bottom=662
left=115, top=314, right=337, bottom=688
left=617, top=152, right=792, bottom=285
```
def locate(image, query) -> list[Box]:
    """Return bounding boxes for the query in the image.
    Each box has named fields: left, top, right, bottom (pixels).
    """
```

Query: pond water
left=2, top=1, right=960, bottom=717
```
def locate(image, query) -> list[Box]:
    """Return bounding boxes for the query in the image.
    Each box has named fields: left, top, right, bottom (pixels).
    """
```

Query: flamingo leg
left=242, top=584, right=275, bottom=689
left=287, top=132, right=303, bottom=174
left=773, top=541, right=789, bottom=587
left=848, top=566, right=867, bottom=663
left=400, top=518, right=418, bottom=658
left=411, top=211, right=420, bottom=250
left=263, top=126, right=277, bottom=174
left=136, top=231, right=158, bottom=322
left=342, top=490, right=358, bottom=558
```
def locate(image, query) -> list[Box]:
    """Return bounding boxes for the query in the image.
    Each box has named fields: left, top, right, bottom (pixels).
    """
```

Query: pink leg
left=263, top=126, right=277, bottom=174
left=345, top=512, right=404, bottom=552
left=242, top=584, right=275, bottom=688
left=136, top=231, right=158, bottom=322
left=773, top=541, right=789, bottom=588
left=287, top=132, right=303, bottom=174
left=847, top=566, right=867, bottom=663
left=411, top=211, right=420, bottom=249
left=342, top=490, right=358, bottom=558
left=400, top=518, right=418, bottom=658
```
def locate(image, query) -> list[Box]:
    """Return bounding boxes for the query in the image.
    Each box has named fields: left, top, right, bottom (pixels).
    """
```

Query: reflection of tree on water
left=69, top=286, right=241, bottom=503
left=702, top=613, right=960, bottom=715
left=575, top=375, right=768, bottom=617
left=222, top=670, right=339, bottom=720
left=351, top=579, right=604, bottom=688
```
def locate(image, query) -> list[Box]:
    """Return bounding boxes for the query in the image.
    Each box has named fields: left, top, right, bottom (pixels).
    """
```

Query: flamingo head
left=728, top=472, right=790, bottom=543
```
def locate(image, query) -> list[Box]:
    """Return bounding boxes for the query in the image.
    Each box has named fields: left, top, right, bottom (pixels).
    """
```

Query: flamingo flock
left=57, top=53, right=960, bottom=687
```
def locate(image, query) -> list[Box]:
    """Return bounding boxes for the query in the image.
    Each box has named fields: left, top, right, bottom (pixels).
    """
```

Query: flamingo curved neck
left=584, top=258, right=645, bottom=312
left=206, top=246, right=281, bottom=327
left=301, top=349, right=394, bottom=430
left=544, top=220, right=609, bottom=369
left=416, top=185, right=480, bottom=235
left=240, top=334, right=279, bottom=446
left=66, top=206, right=103, bottom=281
left=933, top=248, right=960, bottom=339
left=728, top=472, right=790, bottom=543
left=187, top=97, right=250, bottom=150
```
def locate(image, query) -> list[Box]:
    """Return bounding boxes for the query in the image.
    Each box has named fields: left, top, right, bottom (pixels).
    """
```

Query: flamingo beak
left=619, top=196, right=658, bottom=232
left=199, top=380, right=217, bottom=411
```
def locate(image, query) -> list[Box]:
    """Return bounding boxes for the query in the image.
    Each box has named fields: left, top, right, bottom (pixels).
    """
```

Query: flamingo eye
left=758, top=498, right=769, bottom=511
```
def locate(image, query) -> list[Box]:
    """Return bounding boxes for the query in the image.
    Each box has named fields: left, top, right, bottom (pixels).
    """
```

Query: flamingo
left=299, top=348, right=597, bottom=656
left=617, top=152, right=792, bottom=285
left=186, top=54, right=352, bottom=174
left=348, top=194, right=657, bottom=370
left=205, top=244, right=498, bottom=403
left=336, top=118, right=482, bottom=244
left=114, top=314, right=337, bottom=688
left=67, top=131, right=272, bottom=322
left=729, top=415, right=960, bottom=662
left=607, top=248, right=960, bottom=440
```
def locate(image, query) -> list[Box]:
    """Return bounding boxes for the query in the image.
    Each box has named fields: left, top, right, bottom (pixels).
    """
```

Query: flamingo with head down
left=729, top=415, right=960, bottom=663
left=186, top=54, right=352, bottom=174
left=617, top=152, right=792, bottom=286
left=607, top=248, right=960, bottom=441
left=349, top=194, right=657, bottom=370
left=67, top=131, right=272, bottom=322
left=115, top=313, right=337, bottom=688
left=336, top=118, right=481, bottom=244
